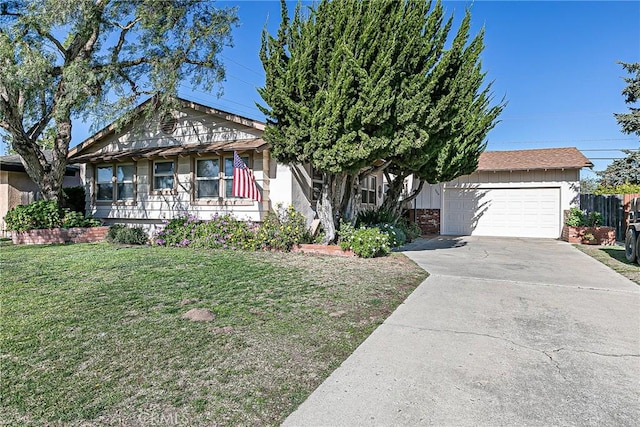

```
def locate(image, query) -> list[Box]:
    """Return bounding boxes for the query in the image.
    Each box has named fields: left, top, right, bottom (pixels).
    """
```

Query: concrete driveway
left=283, top=236, right=640, bottom=426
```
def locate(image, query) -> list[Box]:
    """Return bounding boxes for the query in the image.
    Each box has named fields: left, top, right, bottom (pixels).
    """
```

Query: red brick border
left=561, top=225, right=616, bottom=245
left=11, top=226, right=109, bottom=245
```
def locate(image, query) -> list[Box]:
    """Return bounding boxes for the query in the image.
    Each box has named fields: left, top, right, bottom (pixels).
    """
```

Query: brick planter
left=291, top=244, right=356, bottom=257
left=11, top=226, right=109, bottom=245
left=561, top=226, right=616, bottom=245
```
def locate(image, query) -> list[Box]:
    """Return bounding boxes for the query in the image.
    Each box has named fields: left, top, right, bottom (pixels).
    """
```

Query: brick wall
left=11, top=226, right=109, bottom=245
left=407, top=209, right=440, bottom=235
left=561, top=225, right=616, bottom=245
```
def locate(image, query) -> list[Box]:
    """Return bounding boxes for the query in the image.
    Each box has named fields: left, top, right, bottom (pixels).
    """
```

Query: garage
left=410, top=147, right=594, bottom=239
left=442, top=187, right=561, bottom=238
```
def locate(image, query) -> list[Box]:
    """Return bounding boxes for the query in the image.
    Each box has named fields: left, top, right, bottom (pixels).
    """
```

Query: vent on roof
left=160, top=115, right=177, bottom=134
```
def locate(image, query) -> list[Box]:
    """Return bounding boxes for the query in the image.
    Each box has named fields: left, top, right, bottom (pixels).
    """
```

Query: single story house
left=0, top=152, right=81, bottom=236
left=67, top=97, right=383, bottom=233
left=408, top=147, right=593, bottom=238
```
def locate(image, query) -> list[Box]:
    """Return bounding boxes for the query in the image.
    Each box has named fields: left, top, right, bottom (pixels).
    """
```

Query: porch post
left=262, top=149, right=271, bottom=212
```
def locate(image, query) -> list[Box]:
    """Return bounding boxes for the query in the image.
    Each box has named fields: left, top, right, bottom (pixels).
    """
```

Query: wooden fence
left=580, top=193, right=640, bottom=241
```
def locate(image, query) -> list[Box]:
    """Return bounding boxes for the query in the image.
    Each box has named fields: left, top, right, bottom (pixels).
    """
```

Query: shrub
left=253, top=204, right=312, bottom=251
left=587, top=211, right=603, bottom=227
left=155, top=214, right=202, bottom=247
left=565, top=207, right=586, bottom=227
left=61, top=210, right=101, bottom=228
left=4, top=200, right=62, bottom=231
left=337, top=220, right=356, bottom=245
left=355, top=206, right=398, bottom=228
left=377, top=223, right=406, bottom=247
left=399, top=220, right=422, bottom=242
left=107, top=224, right=148, bottom=245
left=4, top=199, right=100, bottom=232
left=340, top=226, right=390, bottom=258
left=190, top=215, right=256, bottom=250
left=61, top=186, right=86, bottom=214
left=155, top=206, right=312, bottom=252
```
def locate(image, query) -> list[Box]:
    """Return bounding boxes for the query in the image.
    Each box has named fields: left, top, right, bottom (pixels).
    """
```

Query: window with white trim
left=95, top=163, right=136, bottom=202
left=194, top=155, right=250, bottom=199
left=153, top=160, right=175, bottom=191
left=195, top=158, right=220, bottom=198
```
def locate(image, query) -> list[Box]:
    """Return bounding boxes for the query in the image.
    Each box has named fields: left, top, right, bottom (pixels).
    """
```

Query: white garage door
left=442, top=187, right=561, bottom=238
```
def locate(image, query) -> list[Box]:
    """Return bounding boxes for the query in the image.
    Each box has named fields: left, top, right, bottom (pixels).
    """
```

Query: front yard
left=0, top=243, right=427, bottom=426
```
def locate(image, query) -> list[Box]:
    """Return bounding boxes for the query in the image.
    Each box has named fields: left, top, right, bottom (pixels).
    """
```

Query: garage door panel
left=443, top=188, right=561, bottom=238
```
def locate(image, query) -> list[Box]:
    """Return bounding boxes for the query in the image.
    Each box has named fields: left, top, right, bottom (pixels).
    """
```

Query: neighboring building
left=408, top=147, right=593, bottom=238
left=0, top=152, right=81, bottom=236
left=67, top=97, right=383, bottom=234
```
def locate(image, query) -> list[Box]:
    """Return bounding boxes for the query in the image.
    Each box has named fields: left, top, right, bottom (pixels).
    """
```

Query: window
left=361, top=176, right=377, bottom=205
left=153, top=160, right=175, bottom=191
left=311, top=167, right=323, bottom=202
left=96, top=166, right=114, bottom=201
left=96, top=163, right=135, bottom=202
left=195, top=158, right=220, bottom=198
left=194, top=155, right=250, bottom=200
left=116, top=164, right=135, bottom=201
left=223, top=155, right=249, bottom=198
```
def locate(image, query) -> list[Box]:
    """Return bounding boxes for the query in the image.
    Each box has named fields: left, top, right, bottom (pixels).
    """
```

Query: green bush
left=253, top=205, right=312, bottom=251
left=61, top=210, right=101, bottom=228
left=587, top=211, right=603, bottom=227
left=565, top=207, right=586, bottom=227
left=155, top=206, right=311, bottom=252
left=399, top=220, right=422, bottom=242
left=4, top=199, right=100, bottom=231
left=377, top=223, right=406, bottom=247
left=355, top=206, right=397, bottom=228
left=107, top=225, right=148, bottom=245
left=340, top=226, right=390, bottom=258
left=61, top=186, right=86, bottom=215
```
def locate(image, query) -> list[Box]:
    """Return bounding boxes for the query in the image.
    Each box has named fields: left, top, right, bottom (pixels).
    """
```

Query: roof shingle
left=477, top=147, right=593, bottom=171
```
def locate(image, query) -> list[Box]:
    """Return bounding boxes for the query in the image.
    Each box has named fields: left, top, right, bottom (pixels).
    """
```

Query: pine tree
left=259, top=0, right=504, bottom=241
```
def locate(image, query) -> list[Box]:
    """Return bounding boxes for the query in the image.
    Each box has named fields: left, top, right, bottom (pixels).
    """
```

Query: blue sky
left=71, top=0, right=639, bottom=178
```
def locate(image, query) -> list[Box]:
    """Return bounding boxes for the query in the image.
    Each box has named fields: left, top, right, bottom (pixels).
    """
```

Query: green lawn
left=575, top=244, right=640, bottom=285
left=0, top=243, right=427, bottom=426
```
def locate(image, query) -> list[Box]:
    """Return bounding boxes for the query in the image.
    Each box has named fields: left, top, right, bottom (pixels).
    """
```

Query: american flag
left=232, top=151, right=262, bottom=202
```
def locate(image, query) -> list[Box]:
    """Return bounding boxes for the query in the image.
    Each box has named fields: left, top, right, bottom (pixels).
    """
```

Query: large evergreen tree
left=615, top=62, right=640, bottom=136
left=597, top=150, right=640, bottom=187
left=259, top=0, right=503, bottom=241
left=0, top=0, right=238, bottom=202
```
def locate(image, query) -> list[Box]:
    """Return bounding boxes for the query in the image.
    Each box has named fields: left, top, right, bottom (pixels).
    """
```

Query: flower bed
left=11, top=226, right=109, bottom=245
left=561, top=226, right=616, bottom=245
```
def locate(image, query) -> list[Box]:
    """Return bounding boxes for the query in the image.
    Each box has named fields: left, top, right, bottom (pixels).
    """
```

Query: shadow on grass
left=598, top=246, right=637, bottom=266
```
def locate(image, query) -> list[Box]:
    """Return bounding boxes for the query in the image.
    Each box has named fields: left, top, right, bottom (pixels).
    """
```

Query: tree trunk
left=317, top=173, right=336, bottom=244
left=10, top=121, right=71, bottom=204
left=382, top=172, right=408, bottom=218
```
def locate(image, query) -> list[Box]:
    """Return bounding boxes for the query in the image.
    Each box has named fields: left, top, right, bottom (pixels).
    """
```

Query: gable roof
left=67, top=97, right=266, bottom=161
left=477, top=147, right=593, bottom=172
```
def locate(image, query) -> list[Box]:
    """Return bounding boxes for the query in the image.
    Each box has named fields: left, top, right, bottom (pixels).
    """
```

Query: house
left=0, top=152, right=81, bottom=236
left=408, top=147, right=593, bottom=238
left=67, top=97, right=384, bottom=233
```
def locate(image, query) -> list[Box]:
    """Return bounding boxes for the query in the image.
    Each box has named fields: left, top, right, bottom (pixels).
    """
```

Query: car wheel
left=637, top=234, right=640, bottom=265
left=625, top=228, right=637, bottom=263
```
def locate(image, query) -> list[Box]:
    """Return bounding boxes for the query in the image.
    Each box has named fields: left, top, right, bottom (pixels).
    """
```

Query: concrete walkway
left=283, top=236, right=640, bottom=426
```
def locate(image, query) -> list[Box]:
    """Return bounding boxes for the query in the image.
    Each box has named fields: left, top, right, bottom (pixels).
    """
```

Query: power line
left=221, top=54, right=264, bottom=77
left=490, top=137, right=637, bottom=145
